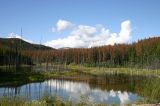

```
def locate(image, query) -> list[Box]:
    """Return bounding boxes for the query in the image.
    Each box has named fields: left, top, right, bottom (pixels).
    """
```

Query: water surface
left=0, top=75, right=146, bottom=105
left=0, top=67, right=159, bottom=105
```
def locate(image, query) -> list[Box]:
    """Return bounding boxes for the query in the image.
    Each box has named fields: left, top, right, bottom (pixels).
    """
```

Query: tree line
left=0, top=37, right=159, bottom=68
left=22, top=37, right=160, bottom=69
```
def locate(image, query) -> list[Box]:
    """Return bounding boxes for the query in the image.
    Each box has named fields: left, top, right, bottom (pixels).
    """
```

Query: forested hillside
left=25, top=37, right=160, bottom=69
left=0, top=37, right=160, bottom=68
left=0, top=38, right=53, bottom=66
left=0, top=38, right=53, bottom=50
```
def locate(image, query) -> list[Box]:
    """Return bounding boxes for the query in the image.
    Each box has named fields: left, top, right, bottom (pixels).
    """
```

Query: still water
left=0, top=67, right=158, bottom=105
left=0, top=76, right=145, bottom=105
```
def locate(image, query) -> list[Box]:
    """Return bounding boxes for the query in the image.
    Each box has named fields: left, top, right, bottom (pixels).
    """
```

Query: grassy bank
left=67, top=65, right=160, bottom=77
left=1, top=95, right=158, bottom=106
left=0, top=95, right=110, bottom=106
left=0, top=65, right=160, bottom=86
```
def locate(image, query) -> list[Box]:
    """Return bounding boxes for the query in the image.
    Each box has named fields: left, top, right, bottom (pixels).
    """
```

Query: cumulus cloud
left=45, top=20, right=132, bottom=48
left=118, top=20, right=132, bottom=43
left=7, top=32, right=33, bottom=43
left=53, top=19, right=73, bottom=32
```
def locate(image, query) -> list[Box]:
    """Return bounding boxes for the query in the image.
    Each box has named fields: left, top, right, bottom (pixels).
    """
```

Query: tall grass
left=141, top=78, right=160, bottom=103
left=0, top=95, right=110, bottom=106
left=68, top=65, right=160, bottom=77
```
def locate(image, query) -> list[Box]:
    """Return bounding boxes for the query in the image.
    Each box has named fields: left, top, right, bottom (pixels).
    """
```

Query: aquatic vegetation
left=0, top=95, right=110, bottom=106
left=141, top=78, right=160, bottom=103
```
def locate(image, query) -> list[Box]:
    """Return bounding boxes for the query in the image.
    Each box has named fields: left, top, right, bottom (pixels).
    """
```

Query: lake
left=0, top=67, right=159, bottom=105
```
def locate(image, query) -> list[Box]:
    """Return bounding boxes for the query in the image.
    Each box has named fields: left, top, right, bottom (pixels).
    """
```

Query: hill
left=0, top=38, right=53, bottom=65
left=0, top=38, right=53, bottom=51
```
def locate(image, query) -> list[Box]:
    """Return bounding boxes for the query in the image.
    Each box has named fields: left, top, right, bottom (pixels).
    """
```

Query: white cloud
left=53, top=19, right=73, bottom=32
left=45, top=20, right=132, bottom=48
left=118, top=20, right=132, bottom=43
left=8, top=33, right=22, bottom=39
left=7, top=32, right=33, bottom=43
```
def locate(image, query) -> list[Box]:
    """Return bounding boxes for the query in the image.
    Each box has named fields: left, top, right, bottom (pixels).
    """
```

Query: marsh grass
left=68, top=65, right=160, bottom=77
left=1, top=95, right=155, bottom=106
left=141, top=78, right=160, bottom=103
left=0, top=95, right=110, bottom=106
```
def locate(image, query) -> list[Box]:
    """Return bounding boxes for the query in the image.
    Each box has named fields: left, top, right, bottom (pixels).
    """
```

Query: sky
left=0, top=0, right=160, bottom=48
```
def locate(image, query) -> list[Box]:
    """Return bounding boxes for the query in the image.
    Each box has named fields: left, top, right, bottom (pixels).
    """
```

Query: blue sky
left=0, top=0, right=160, bottom=48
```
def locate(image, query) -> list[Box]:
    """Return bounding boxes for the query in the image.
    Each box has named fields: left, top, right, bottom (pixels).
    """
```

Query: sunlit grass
left=68, top=64, right=160, bottom=77
left=0, top=95, right=110, bottom=106
left=0, top=95, right=158, bottom=106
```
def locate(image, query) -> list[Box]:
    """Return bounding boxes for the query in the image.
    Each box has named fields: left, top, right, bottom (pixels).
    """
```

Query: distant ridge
left=0, top=38, right=53, bottom=50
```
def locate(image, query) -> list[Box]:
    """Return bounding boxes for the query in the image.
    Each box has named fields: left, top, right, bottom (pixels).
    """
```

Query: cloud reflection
left=46, top=79, right=134, bottom=105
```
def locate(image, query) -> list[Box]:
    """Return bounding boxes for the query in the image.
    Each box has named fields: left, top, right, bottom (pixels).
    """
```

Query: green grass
left=0, top=95, right=157, bottom=106
left=68, top=65, right=160, bottom=77
left=140, top=78, right=160, bottom=103
left=0, top=95, right=110, bottom=106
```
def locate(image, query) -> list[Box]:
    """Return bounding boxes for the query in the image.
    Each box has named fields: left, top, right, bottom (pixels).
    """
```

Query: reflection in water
left=0, top=79, right=140, bottom=105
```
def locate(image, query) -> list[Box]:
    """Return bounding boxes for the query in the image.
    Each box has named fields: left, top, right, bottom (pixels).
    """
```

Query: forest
left=0, top=36, right=160, bottom=69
